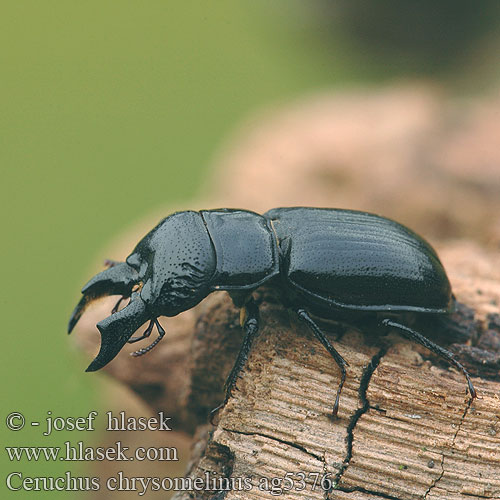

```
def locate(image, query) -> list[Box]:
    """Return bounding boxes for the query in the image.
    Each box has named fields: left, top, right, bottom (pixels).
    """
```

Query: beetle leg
left=131, top=319, right=166, bottom=357
left=210, top=299, right=260, bottom=424
left=296, top=308, right=348, bottom=418
left=381, top=318, right=477, bottom=400
left=127, top=319, right=154, bottom=343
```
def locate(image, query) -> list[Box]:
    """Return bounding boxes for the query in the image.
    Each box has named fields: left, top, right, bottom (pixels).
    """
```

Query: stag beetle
left=68, top=207, right=476, bottom=418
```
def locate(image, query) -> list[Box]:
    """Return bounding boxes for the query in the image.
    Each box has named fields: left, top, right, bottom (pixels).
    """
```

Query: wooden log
left=168, top=241, right=500, bottom=500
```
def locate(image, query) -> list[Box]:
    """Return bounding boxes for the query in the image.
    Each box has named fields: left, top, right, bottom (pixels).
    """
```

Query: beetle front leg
left=130, top=319, right=166, bottom=357
left=210, top=299, right=260, bottom=424
left=381, top=318, right=477, bottom=400
left=296, top=308, right=348, bottom=418
left=127, top=319, right=154, bottom=343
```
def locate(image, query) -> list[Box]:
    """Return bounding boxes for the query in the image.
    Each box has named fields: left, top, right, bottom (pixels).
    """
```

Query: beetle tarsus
left=296, top=308, right=348, bottom=418
left=131, top=319, right=165, bottom=357
left=210, top=300, right=260, bottom=425
left=381, top=318, right=477, bottom=401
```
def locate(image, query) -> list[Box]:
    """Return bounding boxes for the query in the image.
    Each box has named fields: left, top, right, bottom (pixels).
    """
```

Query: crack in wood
left=462, top=492, right=496, bottom=499
left=333, top=485, right=405, bottom=500
left=333, top=345, right=388, bottom=487
left=220, top=428, right=406, bottom=500
left=222, top=426, right=325, bottom=463
left=423, top=454, right=445, bottom=500
left=322, top=452, right=330, bottom=500
left=423, top=396, right=473, bottom=499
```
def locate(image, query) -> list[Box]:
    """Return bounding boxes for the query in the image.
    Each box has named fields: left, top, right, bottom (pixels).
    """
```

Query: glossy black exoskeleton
left=68, top=207, right=476, bottom=418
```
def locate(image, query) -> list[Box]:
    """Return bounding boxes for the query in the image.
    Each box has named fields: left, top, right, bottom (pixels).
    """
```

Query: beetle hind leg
left=210, top=299, right=260, bottom=424
left=381, top=318, right=477, bottom=400
left=296, top=308, right=348, bottom=418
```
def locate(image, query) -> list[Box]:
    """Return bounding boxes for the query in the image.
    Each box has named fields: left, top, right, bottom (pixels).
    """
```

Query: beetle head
left=124, top=211, right=216, bottom=317
left=68, top=211, right=215, bottom=371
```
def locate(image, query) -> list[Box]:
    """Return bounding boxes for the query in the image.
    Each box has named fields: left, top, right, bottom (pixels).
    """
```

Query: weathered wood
left=170, top=242, right=500, bottom=500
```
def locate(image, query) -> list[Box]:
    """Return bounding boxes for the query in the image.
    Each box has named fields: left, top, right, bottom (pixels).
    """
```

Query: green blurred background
left=2, top=1, right=499, bottom=497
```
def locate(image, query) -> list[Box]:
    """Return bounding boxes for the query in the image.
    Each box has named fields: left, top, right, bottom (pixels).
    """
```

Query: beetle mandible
left=68, top=207, right=476, bottom=418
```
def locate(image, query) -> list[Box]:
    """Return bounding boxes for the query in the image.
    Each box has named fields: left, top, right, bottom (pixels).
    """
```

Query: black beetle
left=68, top=207, right=476, bottom=418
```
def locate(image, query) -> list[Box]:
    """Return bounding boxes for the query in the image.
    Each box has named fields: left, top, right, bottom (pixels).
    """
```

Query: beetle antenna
left=381, top=318, right=477, bottom=400
left=131, top=319, right=166, bottom=357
